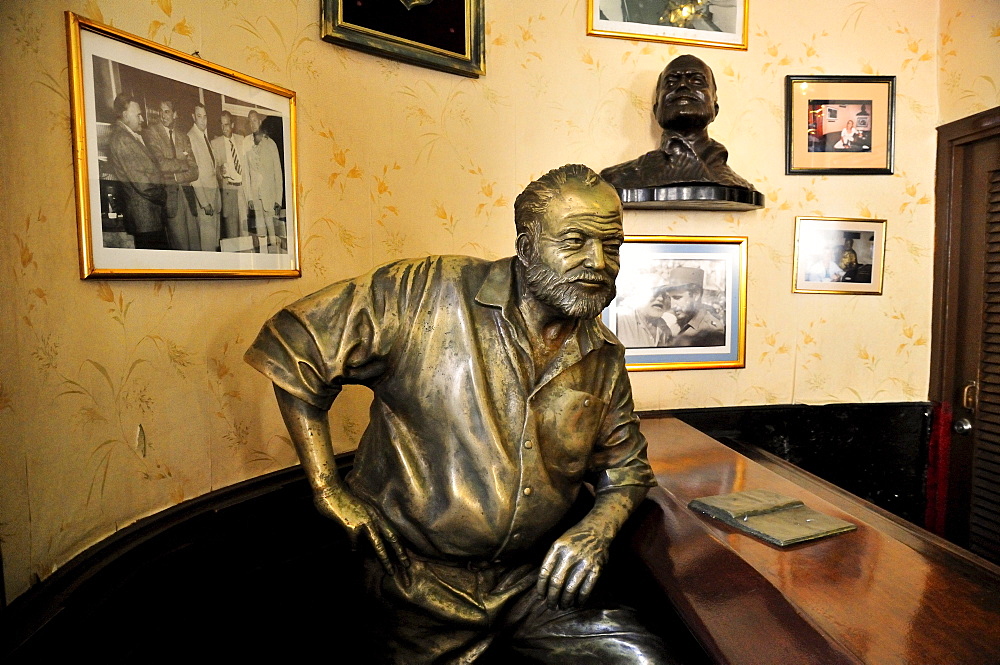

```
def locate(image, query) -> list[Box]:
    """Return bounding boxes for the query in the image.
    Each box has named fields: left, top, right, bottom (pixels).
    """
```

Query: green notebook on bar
left=689, top=489, right=857, bottom=546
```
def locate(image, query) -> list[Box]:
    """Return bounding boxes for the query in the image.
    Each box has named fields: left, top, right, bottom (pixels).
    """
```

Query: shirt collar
left=474, top=257, right=616, bottom=354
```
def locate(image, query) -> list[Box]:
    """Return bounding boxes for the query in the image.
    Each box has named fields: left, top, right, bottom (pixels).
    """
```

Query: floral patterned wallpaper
left=0, top=0, right=997, bottom=602
left=938, top=0, right=1000, bottom=124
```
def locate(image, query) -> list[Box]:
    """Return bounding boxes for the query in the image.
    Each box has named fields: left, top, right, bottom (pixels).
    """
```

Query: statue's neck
left=513, top=262, right=576, bottom=377
left=659, top=127, right=711, bottom=151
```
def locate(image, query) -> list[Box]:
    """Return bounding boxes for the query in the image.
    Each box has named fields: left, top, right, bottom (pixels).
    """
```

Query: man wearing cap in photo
left=615, top=285, right=673, bottom=348
left=664, top=266, right=725, bottom=348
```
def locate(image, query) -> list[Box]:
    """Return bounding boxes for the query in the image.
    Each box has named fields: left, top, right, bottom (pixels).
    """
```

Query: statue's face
left=654, top=57, right=718, bottom=132
left=524, top=181, right=623, bottom=319
left=669, top=288, right=701, bottom=327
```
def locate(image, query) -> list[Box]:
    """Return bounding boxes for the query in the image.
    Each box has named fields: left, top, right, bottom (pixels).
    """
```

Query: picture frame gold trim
left=785, top=75, right=895, bottom=175
left=321, top=0, right=485, bottom=78
left=602, top=235, right=747, bottom=371
left=587, top=0, right=749, bottom=51
left=67, top=12, right=300, bottom=279
left=793, top=216, right=886, bottom=295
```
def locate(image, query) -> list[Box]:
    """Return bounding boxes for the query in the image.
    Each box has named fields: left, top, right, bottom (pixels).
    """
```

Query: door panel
left=931, top=106, right=1000, bottom=558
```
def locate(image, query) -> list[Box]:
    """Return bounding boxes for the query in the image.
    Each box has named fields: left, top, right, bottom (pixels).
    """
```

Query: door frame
left=930, top=106, right=1000, bottom=539
left=931, top=107, right=1000, bottom=400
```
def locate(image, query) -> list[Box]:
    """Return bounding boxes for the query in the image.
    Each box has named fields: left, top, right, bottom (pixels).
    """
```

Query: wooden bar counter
left=632, top=417, right=1000, bottom=665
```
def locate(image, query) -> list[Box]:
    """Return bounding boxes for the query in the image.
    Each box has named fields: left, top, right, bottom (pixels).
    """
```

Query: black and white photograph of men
left=612, top=257, right=728, bottom=350
left=90, top=55, right=288, bottom=255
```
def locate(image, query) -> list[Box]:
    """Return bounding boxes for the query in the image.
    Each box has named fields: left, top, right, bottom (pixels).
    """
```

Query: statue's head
left=653, top=55, right=719, bottom=133
left=514, top=164, right=623, bottom=320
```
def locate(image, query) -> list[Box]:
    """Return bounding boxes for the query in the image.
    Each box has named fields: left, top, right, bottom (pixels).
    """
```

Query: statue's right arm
left=274, top=385, right=410, bottom=576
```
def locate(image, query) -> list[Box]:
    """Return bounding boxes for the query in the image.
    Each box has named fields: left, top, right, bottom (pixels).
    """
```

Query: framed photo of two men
left=604, top=236, right=747, bottom=371
left=67, top=13, right=300, bottom=279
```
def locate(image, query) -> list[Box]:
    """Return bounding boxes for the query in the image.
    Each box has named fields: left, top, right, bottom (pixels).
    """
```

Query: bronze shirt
left=246, top=256, right=654, bottom=562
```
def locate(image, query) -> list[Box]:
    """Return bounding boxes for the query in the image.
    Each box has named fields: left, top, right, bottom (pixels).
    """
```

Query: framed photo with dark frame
left=603, top=236, right=747, bottom=371
left=793, top=216, right=886, bottom=295
left=321, top=0, right=485, bottom=78
left=785, top=75, right=895, bottom=175
left=67, top=12, right=299, bottom=278
left=587, top=0, right=749, bottom=51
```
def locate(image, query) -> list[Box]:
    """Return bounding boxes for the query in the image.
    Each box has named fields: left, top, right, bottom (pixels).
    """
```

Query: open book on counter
left=689, top=489, right=857, bottom=546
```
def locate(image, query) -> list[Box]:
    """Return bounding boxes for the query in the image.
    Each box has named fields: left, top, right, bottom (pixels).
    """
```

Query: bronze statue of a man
left=601, top=55, right=754, bottom=192
left=246, top=164, right=672, bottom=663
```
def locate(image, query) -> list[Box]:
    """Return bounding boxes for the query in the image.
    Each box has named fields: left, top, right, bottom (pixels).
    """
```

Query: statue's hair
left=514, top=164, right=605, bottom=241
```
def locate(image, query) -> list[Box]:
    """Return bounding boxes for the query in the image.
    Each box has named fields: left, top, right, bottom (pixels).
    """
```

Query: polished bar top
left=634, top=417, right=1000, bottom=665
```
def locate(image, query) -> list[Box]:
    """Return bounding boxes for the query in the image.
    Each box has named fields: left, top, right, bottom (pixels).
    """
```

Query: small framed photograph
left=793, top=216, right=886, bottom=295
left=603, top=236, right=747, bottom=371
left=587, top=0, right=749, bottom=51
left=785, top=75, right=895, bottom=175
left=321, top=0, right=485, bottom=78
left=67, top=12, right=299, bottom=278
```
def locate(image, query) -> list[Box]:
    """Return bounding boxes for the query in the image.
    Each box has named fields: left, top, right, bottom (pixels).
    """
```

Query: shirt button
left=523, top=440, right=533, bottom=449
left=523, top=486, right=533, bottom=496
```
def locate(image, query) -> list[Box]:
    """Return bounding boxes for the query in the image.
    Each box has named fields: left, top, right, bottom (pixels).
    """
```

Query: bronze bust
left=246, top=165, right=671, bottom=663
left=601, top=55, right=755, bottom=194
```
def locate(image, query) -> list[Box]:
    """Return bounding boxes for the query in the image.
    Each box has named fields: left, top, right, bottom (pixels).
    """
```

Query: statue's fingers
left=536, top=547, right=561, bottom=598
left=365, top=524, right=396, bottom=576
left=379, top=521, right=410, bottom=568
left=577, top=567, right=601, bottom=606
left=545, top=559, right=570, bottom=609
left=560, top=561, right=590, bottom=609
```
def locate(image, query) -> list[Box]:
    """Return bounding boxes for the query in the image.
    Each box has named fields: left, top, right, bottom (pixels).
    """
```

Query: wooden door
left=931, top=106, right=1000, bottom=561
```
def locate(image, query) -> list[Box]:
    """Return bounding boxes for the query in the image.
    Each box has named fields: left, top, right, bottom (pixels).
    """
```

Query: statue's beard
left=524, top=259, right=616, bottom=320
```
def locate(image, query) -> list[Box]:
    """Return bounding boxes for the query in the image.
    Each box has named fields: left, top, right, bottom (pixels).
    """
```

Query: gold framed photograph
left=793, top=216, right=886, bottom=295
left=785, top=75, right=895, bottom=175
left=587, top=0, right=749, bottom=51
left=321, top=0, right=485, bottom=78
left=602, top=236, right=747, bottom=371
left=67, top=12, right=300, bottom=279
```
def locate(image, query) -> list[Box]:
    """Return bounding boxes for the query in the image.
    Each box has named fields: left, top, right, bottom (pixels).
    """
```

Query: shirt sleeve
left=589, top=348, right=657, bottom=491
left=244, top=260, right=415, bottom=410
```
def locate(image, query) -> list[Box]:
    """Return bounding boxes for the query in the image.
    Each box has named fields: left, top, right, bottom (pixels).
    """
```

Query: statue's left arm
left=536, top=355, right=655, bottom=609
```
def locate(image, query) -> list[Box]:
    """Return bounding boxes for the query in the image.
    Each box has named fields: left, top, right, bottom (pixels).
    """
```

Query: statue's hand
left=315, top=485, right=410, bottom=578
left=536, top=519, right=613, bottom=609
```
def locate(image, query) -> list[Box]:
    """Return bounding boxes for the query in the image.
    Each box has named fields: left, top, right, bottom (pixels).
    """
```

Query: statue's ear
left=516, top=233, right=532, bottom=265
